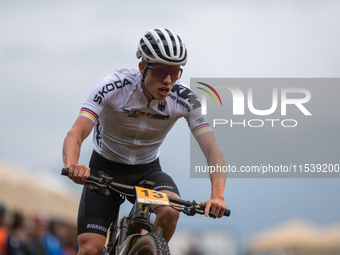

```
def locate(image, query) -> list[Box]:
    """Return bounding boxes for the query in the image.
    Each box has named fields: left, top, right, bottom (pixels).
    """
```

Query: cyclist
left=63, top=28, right=227, bottom=255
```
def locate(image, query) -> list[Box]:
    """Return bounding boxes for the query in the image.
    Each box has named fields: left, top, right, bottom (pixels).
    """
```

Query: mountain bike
left=61, top=168, right=231, bottom=255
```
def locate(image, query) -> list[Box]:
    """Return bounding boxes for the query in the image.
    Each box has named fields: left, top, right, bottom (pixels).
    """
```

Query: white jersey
left=79, top=68, right=212, bottom=165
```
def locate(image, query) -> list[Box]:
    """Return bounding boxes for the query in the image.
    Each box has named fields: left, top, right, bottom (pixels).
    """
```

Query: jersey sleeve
left=79, top=73, right=118, bottom=123
left=186, top=90, right=213, bottom=138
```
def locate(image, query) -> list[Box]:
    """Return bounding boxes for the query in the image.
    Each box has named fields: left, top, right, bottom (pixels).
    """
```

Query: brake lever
left=183, top=205, right=197, bottom=216
left=98, top=171, right=113, bottom=182
left=84, top=180, right=110, bottom=196
left=208, top=212, right=217, bottom=218
left=196, top=204, right=217, bottom=218
left=84, top=180, right=107, bottom=189
left=90, top=186, right=110, bottom=196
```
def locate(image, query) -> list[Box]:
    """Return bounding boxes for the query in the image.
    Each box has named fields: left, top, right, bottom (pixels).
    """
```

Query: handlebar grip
left=224, top=209, right=231, bottom=217
left=61, top=168, right=69, bottom=176
left=200, top=204, right=231, bottom=217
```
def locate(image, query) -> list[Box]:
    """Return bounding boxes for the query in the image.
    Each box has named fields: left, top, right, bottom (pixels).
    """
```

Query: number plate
left=135, top=186, right=170, bottom=205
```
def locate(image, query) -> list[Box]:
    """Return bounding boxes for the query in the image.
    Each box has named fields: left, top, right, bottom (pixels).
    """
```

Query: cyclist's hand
left=201, top=198, right=227, bottom=218
left=67, top=163, right=90, bottom=186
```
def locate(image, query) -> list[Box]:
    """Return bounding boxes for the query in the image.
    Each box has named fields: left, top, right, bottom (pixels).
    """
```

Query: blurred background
left=1, top=1, right=339, bottom=254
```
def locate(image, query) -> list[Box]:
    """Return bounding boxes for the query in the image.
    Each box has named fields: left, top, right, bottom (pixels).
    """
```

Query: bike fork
left=103, top=206, right=120, bottom=255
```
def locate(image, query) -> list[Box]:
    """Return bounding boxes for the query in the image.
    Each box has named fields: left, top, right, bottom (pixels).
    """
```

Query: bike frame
left=104, top=186, right=163, bottom=255
left=61, top=168, right=230, bottom=255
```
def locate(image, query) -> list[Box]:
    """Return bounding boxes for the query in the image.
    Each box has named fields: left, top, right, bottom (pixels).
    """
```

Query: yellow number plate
left=135, top=186, right=169, bottom=205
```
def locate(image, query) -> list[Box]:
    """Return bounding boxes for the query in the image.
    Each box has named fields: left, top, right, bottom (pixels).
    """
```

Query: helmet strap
left=141, top=65, right=155, bottom=101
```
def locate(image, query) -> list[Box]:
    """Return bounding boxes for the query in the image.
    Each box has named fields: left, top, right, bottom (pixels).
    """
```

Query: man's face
left=139, top=62, right=182, bottom=101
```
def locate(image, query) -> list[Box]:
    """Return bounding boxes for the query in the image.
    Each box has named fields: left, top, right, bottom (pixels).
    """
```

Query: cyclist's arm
left=195, top=131, right=227, bottom=218
left=62, top=116, right=94, bottom=184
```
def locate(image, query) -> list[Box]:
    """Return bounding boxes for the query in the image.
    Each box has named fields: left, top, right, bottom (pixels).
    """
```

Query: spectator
left=0, top=203, right=8, bottom=255
left=53, top=222, right=77, bottom=255
left=31, top=214, right=48, bottom=255
left=7, top=212, right=35, bottom=255
left=42, top=221, right=63, bottom=255
left=30, top=214, right=78, bottom=255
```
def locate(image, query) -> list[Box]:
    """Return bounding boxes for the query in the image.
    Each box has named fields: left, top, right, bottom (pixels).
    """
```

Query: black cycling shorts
left=77, top=150, right=180, bottom=236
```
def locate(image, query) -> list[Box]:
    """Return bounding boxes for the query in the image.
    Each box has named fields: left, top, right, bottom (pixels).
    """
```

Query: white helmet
left=136, top=28, right=187, bottom=66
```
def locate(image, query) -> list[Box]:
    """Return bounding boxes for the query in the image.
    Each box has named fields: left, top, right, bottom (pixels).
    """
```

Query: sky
left=1, top=0, right=340, bottom=253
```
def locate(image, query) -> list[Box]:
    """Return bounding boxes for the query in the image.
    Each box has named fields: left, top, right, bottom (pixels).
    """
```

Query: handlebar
left=61, top=168, right=230, bottom=217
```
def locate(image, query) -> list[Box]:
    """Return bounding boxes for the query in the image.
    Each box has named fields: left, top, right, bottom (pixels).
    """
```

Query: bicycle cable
left=150, top=205, right=167, bottom=213
left=108, top=186, right=135, bottom=197
left=168, top=204, right=185, bottom=212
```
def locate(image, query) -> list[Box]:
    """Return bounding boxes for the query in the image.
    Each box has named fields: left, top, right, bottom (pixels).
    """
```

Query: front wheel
left=128, top=233, right=170, bottom=255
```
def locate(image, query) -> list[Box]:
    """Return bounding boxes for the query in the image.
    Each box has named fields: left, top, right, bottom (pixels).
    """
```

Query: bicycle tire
left=127, top=233, right=170, bottom=255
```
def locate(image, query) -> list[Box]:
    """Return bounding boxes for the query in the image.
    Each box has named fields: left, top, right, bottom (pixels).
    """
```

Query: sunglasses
left=146, top=65, right=183, bottom=81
